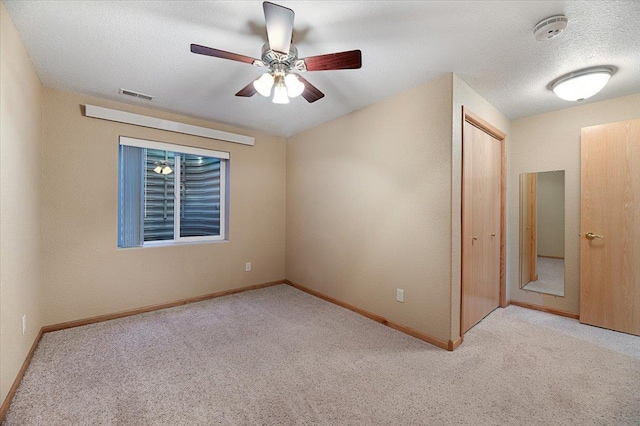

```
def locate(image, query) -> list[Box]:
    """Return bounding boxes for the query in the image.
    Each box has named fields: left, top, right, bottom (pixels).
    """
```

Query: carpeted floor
left=4, top=284, right=639, bottom=425
left=523, top=256, right=564, bottom=296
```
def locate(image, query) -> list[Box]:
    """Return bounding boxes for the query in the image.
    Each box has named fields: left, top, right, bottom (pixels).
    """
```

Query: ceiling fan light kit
left=251, top=62, right=305, bottom=103
left=191, top=1, right=362, bottom=105
left=548, top=66, right=615, bottom=102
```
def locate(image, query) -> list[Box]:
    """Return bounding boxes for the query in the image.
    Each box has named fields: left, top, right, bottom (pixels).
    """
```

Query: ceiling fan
left=191, top=1, right=362, bottom=104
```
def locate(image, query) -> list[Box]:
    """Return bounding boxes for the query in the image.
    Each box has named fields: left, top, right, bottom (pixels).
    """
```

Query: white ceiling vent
left=534, top=15, right=568, bottom=41
left=119, top=88, right=154, bottom=101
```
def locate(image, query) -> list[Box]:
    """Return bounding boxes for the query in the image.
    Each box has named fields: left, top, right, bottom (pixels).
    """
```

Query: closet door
left=462, top=121, right=501, bottom=334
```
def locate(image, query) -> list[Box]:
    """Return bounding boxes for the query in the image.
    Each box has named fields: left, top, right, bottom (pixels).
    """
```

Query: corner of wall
left=286, top=73, right=456, bottom=343
left=0, top=1, right=44, bottom=405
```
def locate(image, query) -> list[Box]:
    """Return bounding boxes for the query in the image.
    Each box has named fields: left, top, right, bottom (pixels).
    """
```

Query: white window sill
left=118, top=239, right=229, bottom=250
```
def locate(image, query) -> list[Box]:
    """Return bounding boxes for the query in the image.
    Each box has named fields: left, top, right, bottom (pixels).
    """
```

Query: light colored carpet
left=4, top=284, right=639, bottom=425
left=523, top=256, right=564, bottom=296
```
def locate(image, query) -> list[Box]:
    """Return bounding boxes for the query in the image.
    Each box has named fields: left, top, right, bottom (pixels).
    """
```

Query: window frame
left=119, top=136, right=229, bottom=247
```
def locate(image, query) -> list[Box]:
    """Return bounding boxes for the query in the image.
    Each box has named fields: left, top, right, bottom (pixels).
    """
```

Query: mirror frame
left=519, top=170, right=566, bottom=296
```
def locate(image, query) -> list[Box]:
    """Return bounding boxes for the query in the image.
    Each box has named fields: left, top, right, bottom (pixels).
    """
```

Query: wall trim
left=463, top=108, right=507, bottom=141
left=84, top=104, right=255, bottom=146
left=2, top=278, right=465, bottom=421
left=0, top=329, right=44, bottom=422
left=43, top=280, right=284, bottom=333
left=285, top=280, right=455, bottom=351
left=0, top=280, right=284, bottom=422
left=508, top=300, right=579, bottom=320
left=448, top=336, right=464, bottom=351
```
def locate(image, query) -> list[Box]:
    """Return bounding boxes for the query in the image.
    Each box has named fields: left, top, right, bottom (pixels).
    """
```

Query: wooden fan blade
left=263, top=2, right=294, bottom=54
left=296, top=75, right=324, bottom=103
left=302, top=50, right=362, bottom=71
left=191, top=44, right=258, bottom=65
left=235, top=80, right=258, bottom=97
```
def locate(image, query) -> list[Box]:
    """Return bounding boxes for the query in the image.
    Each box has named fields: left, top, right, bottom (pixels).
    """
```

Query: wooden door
left=462, top=120, right=502, bottom=334
left=580, top=118, right=640, bottom=336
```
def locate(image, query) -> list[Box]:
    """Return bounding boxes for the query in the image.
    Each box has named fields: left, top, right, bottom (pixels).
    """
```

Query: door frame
left=460, top=107, right=507, bottom=337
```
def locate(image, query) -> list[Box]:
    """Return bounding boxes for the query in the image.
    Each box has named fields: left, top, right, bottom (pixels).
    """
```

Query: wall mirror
left=519, top=170, right=565, bottom=296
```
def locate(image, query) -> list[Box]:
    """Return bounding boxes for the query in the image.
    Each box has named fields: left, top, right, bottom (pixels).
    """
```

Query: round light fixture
left=548, top=66, right=616, bottom=102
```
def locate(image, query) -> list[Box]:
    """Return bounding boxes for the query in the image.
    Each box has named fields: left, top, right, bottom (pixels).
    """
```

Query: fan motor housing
left=534, top=15, right=568, bottom=41
left=261, top=43, right=298, bottom=67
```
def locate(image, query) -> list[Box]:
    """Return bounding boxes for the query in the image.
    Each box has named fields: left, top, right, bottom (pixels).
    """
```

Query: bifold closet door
left=462, top=121, right=501, bottom=334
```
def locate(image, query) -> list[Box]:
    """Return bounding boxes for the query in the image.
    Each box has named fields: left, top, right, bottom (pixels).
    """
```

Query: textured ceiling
left=4, top=1, right=640, bottom=137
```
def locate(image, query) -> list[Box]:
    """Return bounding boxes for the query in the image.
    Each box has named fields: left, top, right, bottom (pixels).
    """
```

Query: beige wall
left=40, top=89, right=286, bottom=325
left=508, top=93, right=640, bottom=314
left=451, top=75, right=511, bottom=338
left=0, top=3, right=43, bottom=403
left=287, top=74, right=454, bottom=342
left=536, top=171, right=565, bottom=258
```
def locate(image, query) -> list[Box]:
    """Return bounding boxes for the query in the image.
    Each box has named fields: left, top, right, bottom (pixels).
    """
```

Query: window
left=118, top=137, right=228, bottom=248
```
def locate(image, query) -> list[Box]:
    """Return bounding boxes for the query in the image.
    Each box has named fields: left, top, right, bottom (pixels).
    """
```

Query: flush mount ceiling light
left=153, top=160, right=173, bottom=175
left=548, top=66, right=616, bottom=102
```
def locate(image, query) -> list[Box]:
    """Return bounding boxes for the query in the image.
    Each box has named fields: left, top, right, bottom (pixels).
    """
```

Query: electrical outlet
left=245, top=262, right=252, bottom=272
left=396, top=289, right=404, bottom=303
left=22, top=315, right=27, bottom=335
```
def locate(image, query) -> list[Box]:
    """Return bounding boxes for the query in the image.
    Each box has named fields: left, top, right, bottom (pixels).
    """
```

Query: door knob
left=473, top=236, right=478, bottom=241
left=585, top=232, right=604, bottom=240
